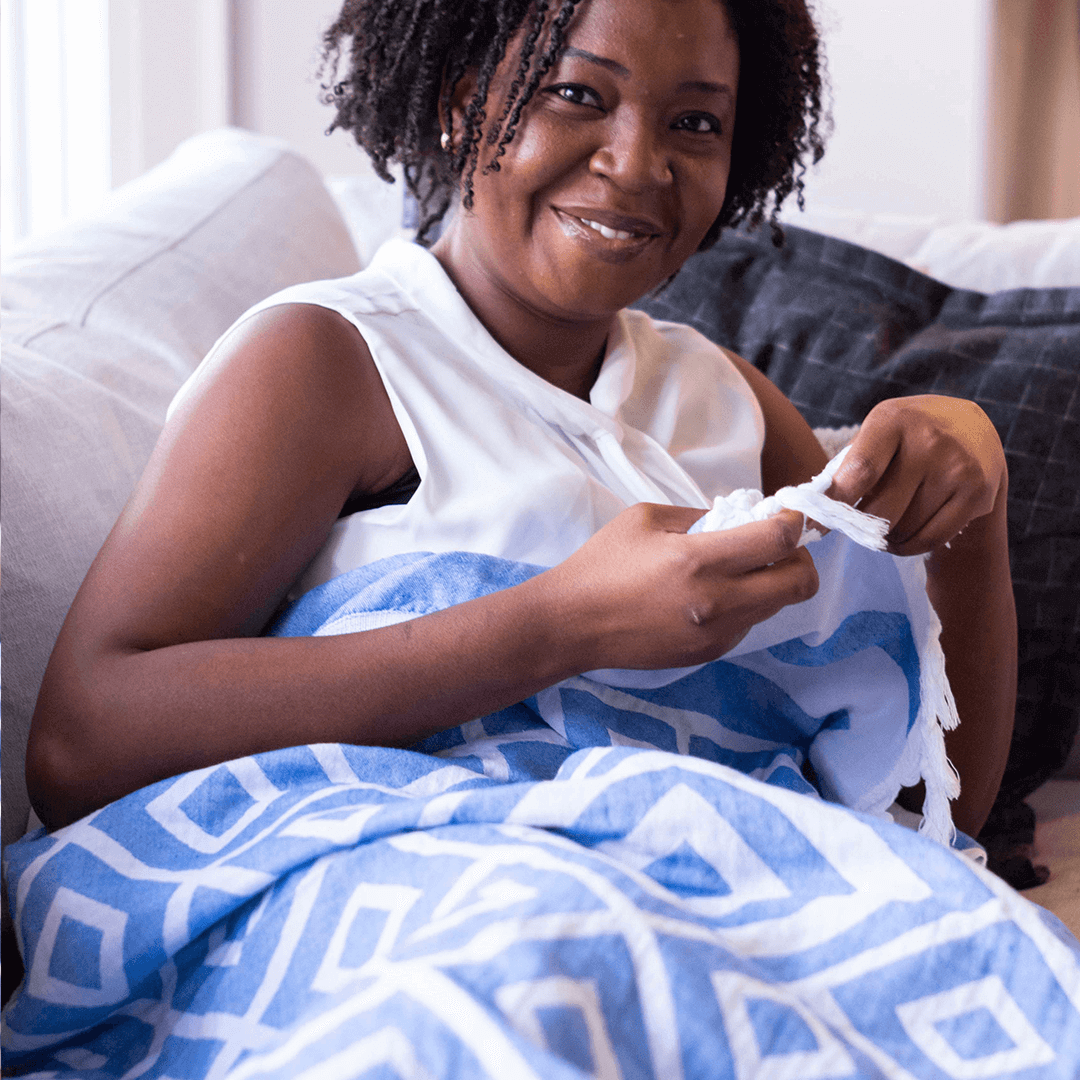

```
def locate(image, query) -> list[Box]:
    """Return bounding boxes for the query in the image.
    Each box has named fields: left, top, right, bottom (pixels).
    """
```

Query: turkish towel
left=272, top=476, right=958, bottom=847
left=8, top=525, right=1080, bottom=1076
left=4, top=746, right=1078, bottom=1078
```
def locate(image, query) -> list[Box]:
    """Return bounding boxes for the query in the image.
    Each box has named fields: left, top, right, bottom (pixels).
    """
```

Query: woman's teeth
left=581, top=218, right=639, bottom=241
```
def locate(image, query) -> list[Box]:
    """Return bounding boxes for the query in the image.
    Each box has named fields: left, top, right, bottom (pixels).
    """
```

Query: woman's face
left=441, top=0, right=739, bottom=324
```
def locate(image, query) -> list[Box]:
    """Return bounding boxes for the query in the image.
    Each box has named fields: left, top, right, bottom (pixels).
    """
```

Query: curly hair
left=320, top=0, right=827, bottom=247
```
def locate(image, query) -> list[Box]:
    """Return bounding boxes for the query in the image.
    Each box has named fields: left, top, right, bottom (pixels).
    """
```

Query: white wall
left=109, top=0, right=230, bottom=187
left=789, top=0, right=992, bottom=219
left=3, top=0, right=998, bottom=242
left=231, top=0, right=377, bottom=178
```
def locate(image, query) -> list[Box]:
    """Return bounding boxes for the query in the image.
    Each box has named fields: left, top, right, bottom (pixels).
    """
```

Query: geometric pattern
left=496, top=975, right=621, bottom=1079
left=145, top=757, right=282, bottom=854
left=895, top=975, right=1057, bottom=1077
left=712, top=971, right=856, bottom=1080
left=26, top=887, right=129, bottom=1008
left=596, top=783, right=792, bottom=919
left=278, top=535, right=956, bottom=845
left=312, top=883, right=422, bottom=994
left=4, top=744, right=1079, bottom=1078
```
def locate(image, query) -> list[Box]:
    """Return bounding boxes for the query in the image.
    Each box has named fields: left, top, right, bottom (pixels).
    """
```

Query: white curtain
left=0, top=0, right=232, bottom=246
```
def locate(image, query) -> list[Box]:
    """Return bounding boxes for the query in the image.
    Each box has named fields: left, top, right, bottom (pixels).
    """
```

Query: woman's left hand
left=825, top=395, right=1007, bottom=556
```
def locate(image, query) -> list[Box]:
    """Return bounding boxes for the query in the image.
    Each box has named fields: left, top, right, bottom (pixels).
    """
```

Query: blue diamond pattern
left=179, top=767, right=255, bottom=837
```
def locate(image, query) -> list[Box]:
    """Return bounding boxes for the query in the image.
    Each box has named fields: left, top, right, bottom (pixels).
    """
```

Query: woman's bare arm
left=28, top=309, right=818, bottom=830
left=730, top=352, right=1016, bottom=838
left=922, top=488, right=1015, bottom=837
left=728, top=354, right=828, bottom=494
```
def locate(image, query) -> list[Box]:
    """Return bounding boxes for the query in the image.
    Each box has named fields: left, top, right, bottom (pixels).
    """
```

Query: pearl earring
left=440, top=131, right=451, bottom=151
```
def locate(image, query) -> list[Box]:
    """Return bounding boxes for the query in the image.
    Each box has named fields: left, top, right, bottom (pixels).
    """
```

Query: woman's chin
left=559, top=269, right=676, bottom=318
left=527, top=276, right=655, bottom=322
left=539, top=237, right=691, bottom=315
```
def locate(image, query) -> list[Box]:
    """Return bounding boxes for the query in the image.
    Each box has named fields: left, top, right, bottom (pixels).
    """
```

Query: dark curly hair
left=320, top=0, right=827, bottom=247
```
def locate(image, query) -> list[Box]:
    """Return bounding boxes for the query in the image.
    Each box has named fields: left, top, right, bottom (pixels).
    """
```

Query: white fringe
left=911, top=563, right=962, bottom=846
left=694, top=444, right=962, bottom=847
left=692, top=445, right=890, bottom=551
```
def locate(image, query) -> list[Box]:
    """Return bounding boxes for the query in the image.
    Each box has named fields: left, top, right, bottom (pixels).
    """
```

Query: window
left=1, top=0, right=111, bottom=243
left=1, top=0, right=231, bottom=246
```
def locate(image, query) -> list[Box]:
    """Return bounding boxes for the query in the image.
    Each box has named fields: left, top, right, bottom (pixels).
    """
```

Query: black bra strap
left=338, top=465, right=421, bottom=518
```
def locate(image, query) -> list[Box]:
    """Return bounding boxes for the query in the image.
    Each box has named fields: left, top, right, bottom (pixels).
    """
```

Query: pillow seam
left=71, top=148, right=303, bottom=330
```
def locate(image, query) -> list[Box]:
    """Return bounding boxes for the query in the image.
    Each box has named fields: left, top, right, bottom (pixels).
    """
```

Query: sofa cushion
left=777, top=207, right=1080, bottom=292
left=635, top=224, right=1080, bottom=862
left=1, top=128, right=361, bottom=856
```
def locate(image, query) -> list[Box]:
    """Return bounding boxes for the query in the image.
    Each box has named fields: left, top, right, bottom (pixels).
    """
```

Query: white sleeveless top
left=171, top=239, right=765, bottom=598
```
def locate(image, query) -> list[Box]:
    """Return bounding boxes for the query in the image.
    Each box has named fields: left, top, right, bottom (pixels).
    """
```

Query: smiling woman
left=29, top=0, right=1011, bottom=851
left=321, top=0, right=825, bottom=248
left=430, top=0, right=740, bottom=392
left=8, top=0, right=1060, bottom=1073
left=26, top=0, right=832, bottom=832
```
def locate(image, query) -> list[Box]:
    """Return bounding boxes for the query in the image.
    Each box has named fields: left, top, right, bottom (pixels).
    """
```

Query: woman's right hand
left=545, top=503, right=819, bottom=671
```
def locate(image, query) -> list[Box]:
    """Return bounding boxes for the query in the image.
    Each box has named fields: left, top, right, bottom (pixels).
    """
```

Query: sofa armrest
left=1, top=127, right=361, bottom=860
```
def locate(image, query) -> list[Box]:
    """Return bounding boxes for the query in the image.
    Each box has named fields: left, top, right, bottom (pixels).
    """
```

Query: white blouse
left=171, top=238, right=765, bottom=597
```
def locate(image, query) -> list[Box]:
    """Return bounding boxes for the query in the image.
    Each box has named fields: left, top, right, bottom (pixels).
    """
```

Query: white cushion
left=778, top=206, right=1080, bottom=292
left=325, top=172, right=411, bottom=269
left=1, top=127, right=361, bottom=852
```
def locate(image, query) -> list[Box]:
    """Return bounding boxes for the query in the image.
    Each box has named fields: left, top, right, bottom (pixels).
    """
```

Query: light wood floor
left=1026, top=779, right=1080, bottom=940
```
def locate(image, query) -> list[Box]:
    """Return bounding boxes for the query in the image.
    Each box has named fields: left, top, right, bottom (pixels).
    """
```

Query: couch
left=3, top=127, right=1079, bottom=1004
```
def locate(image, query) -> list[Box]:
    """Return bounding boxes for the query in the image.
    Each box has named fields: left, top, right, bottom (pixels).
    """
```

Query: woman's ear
left=439, top=67, right=480, bottom=150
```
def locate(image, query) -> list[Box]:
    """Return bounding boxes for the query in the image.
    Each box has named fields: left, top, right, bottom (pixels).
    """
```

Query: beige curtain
left=987, top=0, right=1080, bottom=221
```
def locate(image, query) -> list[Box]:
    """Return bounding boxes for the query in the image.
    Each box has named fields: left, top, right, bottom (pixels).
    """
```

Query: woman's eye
left=673, top=113, right=721, bottom=135
left=548, top=84, right=603, bottom=109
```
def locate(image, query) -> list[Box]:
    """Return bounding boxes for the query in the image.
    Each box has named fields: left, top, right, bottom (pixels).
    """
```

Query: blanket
left=4, top=747, right=1079, bottom=1078
left=275, top=526, right=958, bottom=846
left=4, top=533, right=1080, bottom=1077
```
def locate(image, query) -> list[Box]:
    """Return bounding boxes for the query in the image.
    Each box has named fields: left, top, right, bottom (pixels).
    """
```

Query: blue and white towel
left=6, top=502, right=1080, bottom=1076
left=4, top=745, right=1079, bottom=1078
left=273, top=522, right=958, bottom=846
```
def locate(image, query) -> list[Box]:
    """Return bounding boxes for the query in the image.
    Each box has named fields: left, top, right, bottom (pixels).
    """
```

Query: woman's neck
left=431, top=229, right=615, bottom=402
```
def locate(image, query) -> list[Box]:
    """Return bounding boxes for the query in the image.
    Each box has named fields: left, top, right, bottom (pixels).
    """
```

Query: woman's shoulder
left=166, top=301, right=380, bottom=431
left=166, top=297, right=365, bottom=421
left=164, top=296, right=412, bottom=507
left=166, top=249, right=420, bottom=422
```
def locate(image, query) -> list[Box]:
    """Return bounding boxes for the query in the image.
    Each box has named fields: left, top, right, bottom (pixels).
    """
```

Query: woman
left=27, top=0, right=1014, bottom=840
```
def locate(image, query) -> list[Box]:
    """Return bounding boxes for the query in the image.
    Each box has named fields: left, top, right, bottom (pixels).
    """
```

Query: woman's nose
left=588, top=117, right=673, bottom=191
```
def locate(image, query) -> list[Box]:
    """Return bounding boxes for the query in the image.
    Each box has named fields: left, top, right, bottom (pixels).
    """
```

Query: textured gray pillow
left=1, top=128, right=362, bottom=856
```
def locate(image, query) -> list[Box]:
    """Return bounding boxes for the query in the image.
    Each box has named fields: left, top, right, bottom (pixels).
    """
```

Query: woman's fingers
left=680, top=546, right=818, bottom=654
left=687, top=509, right=806, bottom=575
left=739, top=544, right=820, bottom=617
left=886, top=492, right=971, bottom=555
left=855, top=469, right=947, bottom=547
left=824, top=396, right=1006, bottom=553
left=558, top=504, right=821, bottom=671
left=826, top=409, right=903, bottom=507
left=684, top=512, right=819, bottom=629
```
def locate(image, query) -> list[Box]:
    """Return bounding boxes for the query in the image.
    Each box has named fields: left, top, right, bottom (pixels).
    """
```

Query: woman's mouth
left=579, top=218, right=639, bottom=241
left=553, top=208, right=662, bottom=260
